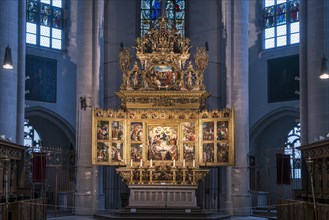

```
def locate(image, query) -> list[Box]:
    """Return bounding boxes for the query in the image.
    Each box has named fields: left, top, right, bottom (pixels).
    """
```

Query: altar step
left=94, top=209, right=231, bottom=220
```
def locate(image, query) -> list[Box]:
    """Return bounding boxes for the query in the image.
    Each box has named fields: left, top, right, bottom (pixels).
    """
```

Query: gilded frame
left=198, top=110, right=234, bottom=166
left=92, top=109, right=234, bottom=167
left=92, top=109, right=127, bottom=166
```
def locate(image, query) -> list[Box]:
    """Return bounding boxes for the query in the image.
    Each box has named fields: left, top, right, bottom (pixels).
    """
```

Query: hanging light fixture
left=319, top=55, right=329, bottom=79
left=3, top=45, right=13, bottom=69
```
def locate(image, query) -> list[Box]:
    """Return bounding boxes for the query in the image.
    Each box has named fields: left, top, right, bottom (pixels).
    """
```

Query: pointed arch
left=250, top=106, right=300, bottom=148
left=25, top=106, right=75, bottom=148
left=249, top=107, right=300, bottom=198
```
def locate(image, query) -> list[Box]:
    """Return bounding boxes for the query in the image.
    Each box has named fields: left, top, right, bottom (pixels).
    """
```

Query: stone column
left=16, top=0, right=27, bottom=188
left=74, top=0, right=103, bottom=215
left=0, top=0, right=19, bottom=142
left=299, top=0, right=308, bottom=145
left=300, top=0, right=329, bottom=144
left=16, top=0, right=26, bottom=145
left=94, top=1, right=105, bottom=211
left=223, top=0, right=233, bottom=215
left=231, top=0, right=250, bottom=216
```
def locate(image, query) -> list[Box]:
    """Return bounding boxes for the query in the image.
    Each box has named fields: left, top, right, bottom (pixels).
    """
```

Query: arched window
left=24, top=121, right=42, bottom=152
left=24, top=121, right=42, bottom=184
left=26, top=0, right=64, bottom=50
left=284, top=123, right=301, bottom=188
left=264, top=0, right=300, bottom=49
left=140, top=0, right=186, bottom=36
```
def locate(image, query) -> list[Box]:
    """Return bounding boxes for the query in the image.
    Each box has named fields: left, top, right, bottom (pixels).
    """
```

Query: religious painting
left=217, top=143, right=229, bottom=162
left=25, top=55, right=57, bottom=103
left=130, top=122, right=143, bottom=141
left=268, top=54, right=299, bottom=102
left=202, top=143, right=214, bottom=162
left=96, top=142, right=109, bottom=162
left=111, top=121, right=124, bottom=141
left=183, top=143, right=195, bottom=161
left=147, top=65, right=179, bottom=90
left=147, top=125, right=178, bottom=160
left=217, top=121, right=229, bottom=140
left=182, top=122, right=196, bottom=141
left=202, top=122, right=214, bottom=141
left=112, top=143, right=124, bottom=162
left=96, top=120, right=109, bottom=140
left=92, top=109, right=235, bottom=166
left=131, top=144, right=143, bottom=162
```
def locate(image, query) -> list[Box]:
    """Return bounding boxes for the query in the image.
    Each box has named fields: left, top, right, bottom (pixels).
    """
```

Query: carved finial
left=118, top=48, right=131, bottom=72
left=118, top=48, right=132, bottom=90
left=194, top=47, right=208, bottom=70
left=135, top=37, right=143, bottom=54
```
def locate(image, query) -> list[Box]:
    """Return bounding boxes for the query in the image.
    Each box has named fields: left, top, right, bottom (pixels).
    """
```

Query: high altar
left=91, top=17, right=234, bottom=208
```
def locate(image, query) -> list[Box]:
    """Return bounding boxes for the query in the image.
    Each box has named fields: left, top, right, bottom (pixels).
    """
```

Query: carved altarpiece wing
left=92, top=17, right=234, bottom=186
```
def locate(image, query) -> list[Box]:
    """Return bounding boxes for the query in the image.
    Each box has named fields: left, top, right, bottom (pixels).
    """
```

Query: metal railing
left=277, top=199, right=329, bottom=220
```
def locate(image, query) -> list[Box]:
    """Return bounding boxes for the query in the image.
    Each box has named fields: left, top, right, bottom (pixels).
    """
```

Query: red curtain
left=276, top=154, right=291, bottom=185
left=32, top=152, right=46, bottom=182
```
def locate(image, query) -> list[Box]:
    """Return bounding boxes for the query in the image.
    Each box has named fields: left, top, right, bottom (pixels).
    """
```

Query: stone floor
left=48, top=216, right=267, bottom=220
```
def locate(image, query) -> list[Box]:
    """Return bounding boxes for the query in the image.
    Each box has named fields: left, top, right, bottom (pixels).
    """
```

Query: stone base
left=94, top=209, right=231, bottom=220
left=128, top=184, right=198, bottom=208
left=232, top=194, right=251, bottom=216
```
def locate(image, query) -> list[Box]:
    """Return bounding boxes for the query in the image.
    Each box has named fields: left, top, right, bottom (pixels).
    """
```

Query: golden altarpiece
left=92, top=17, right=234, bottom=208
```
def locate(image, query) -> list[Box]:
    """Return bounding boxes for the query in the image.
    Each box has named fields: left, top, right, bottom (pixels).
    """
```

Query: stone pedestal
left=128, top=184, right=198, bottom=208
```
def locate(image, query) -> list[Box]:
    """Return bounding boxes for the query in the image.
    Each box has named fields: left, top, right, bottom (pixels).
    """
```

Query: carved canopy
left=117, top=16, right=210, bottom=110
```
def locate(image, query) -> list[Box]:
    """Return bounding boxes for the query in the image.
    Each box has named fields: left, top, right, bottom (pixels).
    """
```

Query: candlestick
left=150, top=159, right=153, bottom=167
left=183, top=159, right=185, bottom=168
left=173, top=159, right=176, bottom=167
left=192, top=159, right=195, bottom=168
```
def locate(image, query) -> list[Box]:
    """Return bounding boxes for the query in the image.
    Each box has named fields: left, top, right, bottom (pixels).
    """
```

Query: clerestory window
left=264, top=0, right=300, bottom=49
left=26, top=0, right=63, bottom=50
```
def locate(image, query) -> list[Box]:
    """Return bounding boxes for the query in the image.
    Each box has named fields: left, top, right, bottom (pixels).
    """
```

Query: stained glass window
left=24, top=121, right=42, bottom=152
left=24, top=121, right=42, bottom=185
left=284, top=123, right=301, bottom=189
left=141, top=0, right=185, bottom=36
left=264, top=0, right=299, bottom=49
left=26, top=0, right=63, bottom=50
